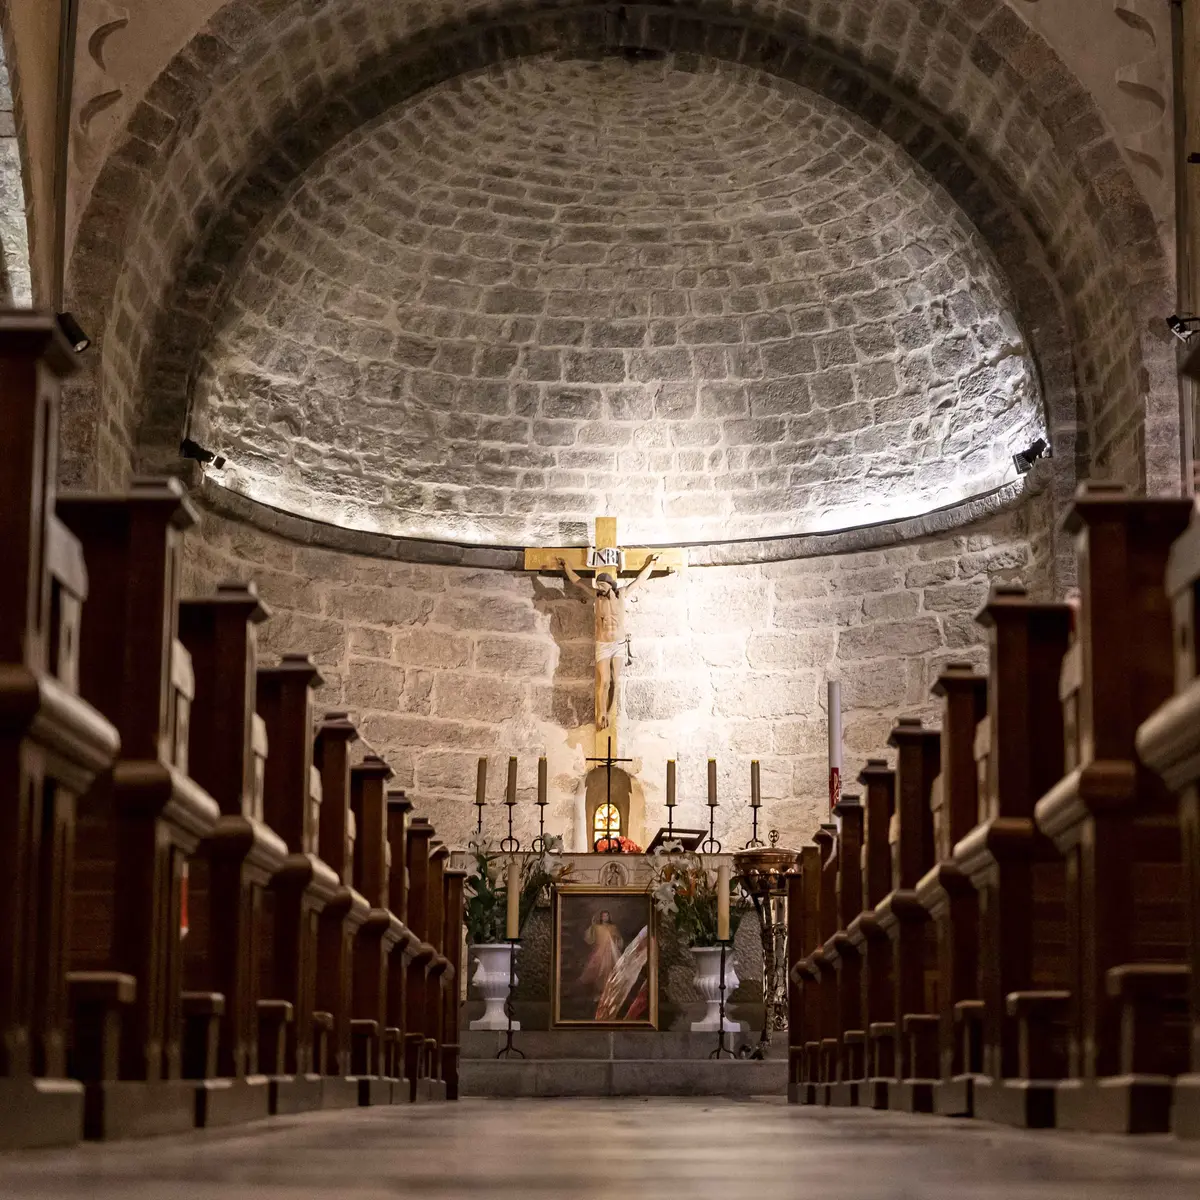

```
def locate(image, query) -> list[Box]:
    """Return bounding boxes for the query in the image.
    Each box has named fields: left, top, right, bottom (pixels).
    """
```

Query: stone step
left=461, top=1029, right=763, bottom=1061
left=461, top=1057, right=786, bottom=1098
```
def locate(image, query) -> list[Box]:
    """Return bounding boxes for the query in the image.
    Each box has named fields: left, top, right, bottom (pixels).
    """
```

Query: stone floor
left=2, top=1099, right=1200, bottom=1198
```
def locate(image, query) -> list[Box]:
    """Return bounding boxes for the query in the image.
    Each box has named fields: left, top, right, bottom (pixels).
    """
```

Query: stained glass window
left=593, top=801, right=621, bottom=844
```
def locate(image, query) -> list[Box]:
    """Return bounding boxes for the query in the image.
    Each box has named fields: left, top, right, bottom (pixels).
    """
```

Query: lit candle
left=537, top=755, right=547, bottom=806
left=506, top=855, right=520, bottom=939
left=476, top=757, right=487, bottom=806
left=506, top=755, right=517, bottom=806
left=708, top=757, right=718, bottom=808
left=666, top=759, right=676, bottom=808
left=750, top=759, right=761, bottom=809
left=717, top=862, right=731, bottom=942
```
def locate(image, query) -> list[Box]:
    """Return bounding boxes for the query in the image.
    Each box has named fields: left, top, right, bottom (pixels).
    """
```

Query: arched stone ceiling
left=61, top=0, right=1176, bottom=516
left=194, top=54, right=1042, bottom=546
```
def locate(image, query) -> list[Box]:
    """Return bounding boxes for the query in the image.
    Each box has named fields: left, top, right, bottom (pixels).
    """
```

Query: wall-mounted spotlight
left=1013, top=437, right=1049, bottom=476
left=180, top=437, right=226, bottom=470
left=55, top=312, right=90, bottom=353
left=1167, top=314, right=1200, bottom=344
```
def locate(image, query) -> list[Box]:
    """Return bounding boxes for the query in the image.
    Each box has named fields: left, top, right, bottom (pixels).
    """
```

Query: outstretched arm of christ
left=622, top=553, right=663, bottom=595
left=558, top=558, right=594, bottom=600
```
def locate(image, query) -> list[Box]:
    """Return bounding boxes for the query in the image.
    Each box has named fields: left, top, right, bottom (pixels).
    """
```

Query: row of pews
left=787, top=479, right=1200, bottom=1136
left=1, top=314, right=466, bottom=1150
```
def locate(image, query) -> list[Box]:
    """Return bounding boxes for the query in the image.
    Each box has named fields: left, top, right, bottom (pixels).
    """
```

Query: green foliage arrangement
left=647, top=844, right=746, bottom=948
left=463, top=835, right=572, bottom=944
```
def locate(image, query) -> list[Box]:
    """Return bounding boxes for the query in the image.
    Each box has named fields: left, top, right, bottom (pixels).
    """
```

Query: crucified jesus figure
left=558, top=554, right=673, bottom=731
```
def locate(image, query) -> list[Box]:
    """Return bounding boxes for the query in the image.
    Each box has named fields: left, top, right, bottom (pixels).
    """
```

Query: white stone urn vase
left=469, top=943, right=519, bottom=1031
left=689, top=945, right=740, bottom=1032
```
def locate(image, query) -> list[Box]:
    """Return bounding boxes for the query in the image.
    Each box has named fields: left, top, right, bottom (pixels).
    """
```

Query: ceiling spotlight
left=1013, top=437, right=1049, bottom=476
left=1167, top=314, right=1200, bottom=343
left=180, top=437, right=226, bottom=469
left=55, top=312, right=90, bottom=353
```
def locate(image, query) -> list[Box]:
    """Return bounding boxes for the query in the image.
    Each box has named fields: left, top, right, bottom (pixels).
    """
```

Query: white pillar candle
left=506, top=856, right=521, bottom=940
left=537, top=755, right=547, bottom=806
left=476, top=757, right=487, bottom=805
left=666, top=759, right=676, bottom=808
left=506, top=755, right=518, bottom=806
left=750, top=759, right=761, bottom=809
left=716, top=863, right=731, bottom=942
left=707, top=757, right=718, bottom=808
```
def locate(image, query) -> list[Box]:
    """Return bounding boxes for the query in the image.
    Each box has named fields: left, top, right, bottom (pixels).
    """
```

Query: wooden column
left=919, top=664, right=987, bottom=1117
left=59, top=480, right=221, bottom=1140
left=1035, top=485, right=1192, bottom=1133
left=0, top=315, right=119, bottom=1150
left=255, top=655, right=339, bottom=1114
left=879, top=718, right=941, bottom=1113
left=312, top=713, right=370, bottom=1108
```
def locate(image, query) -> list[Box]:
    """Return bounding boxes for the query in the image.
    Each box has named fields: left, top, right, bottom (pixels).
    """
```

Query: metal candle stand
left=709, top=939, right=736, bottom=1060
left=742, top=803, right=764, bottom=850
left=499, top=801, right=521, bottom=854
left=530, top=800, right=548, bottom=854
left=700, top=804, right=721, bottom=855
left=495, top=939, right=525, bottom=1060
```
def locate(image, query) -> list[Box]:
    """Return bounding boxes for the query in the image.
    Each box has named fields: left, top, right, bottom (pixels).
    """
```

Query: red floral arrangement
left=593, top=835, right=642, bottom=854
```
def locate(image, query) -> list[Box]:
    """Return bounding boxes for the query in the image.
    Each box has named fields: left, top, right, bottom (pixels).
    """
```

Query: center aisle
left=2, top=1100, right=1200, bottom=1199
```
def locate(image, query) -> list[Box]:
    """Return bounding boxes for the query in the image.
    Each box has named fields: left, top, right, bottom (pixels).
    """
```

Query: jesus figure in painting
left=579, top=910, right=624, bottom=997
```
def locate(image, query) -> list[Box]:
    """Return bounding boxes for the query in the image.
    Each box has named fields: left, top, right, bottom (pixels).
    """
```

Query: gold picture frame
left=551, top=885, right=658, bottom=1028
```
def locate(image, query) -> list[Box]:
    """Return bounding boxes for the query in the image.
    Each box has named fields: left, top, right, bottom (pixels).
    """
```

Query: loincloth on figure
left=595, top=639, right=624, bottom=663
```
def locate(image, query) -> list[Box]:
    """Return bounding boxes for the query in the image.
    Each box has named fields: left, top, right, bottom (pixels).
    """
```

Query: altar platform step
left=460, top=1031, right=785, bottom=1097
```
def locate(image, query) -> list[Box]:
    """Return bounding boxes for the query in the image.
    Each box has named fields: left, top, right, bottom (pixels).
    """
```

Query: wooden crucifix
left=524, top=517, right=685, bottom=751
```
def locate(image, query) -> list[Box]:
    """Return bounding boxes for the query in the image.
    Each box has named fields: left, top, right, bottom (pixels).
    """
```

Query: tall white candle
left=506, top=856, right=520, bottom=940
left=537, top=755, right=547, bottom=806
left=750, top=759, right=761, bottom=809
left=506, top=755, right=518, bottom=806
left=708, top=757, right=718, bottom=808
left=666, top=759, right=676, bottom=808
left=716, top=863, right=731, bottom=942
left=476, top=757, right=487, bottom=805
left=827, top=680, right=842, bottom=811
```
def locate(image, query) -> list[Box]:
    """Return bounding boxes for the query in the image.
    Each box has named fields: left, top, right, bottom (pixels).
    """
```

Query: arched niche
left=584, top=765, right=647, bottom=850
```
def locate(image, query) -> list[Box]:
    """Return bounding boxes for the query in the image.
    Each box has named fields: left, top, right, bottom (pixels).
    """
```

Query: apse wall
left=183, top=493, right=1049, bottom=851
left=192, top=54, right=1045, bottom=549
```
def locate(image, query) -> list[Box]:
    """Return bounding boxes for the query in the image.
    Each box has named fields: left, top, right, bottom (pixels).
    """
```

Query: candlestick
left=506, top=755, right=518, bottom=806
left=707, top=757, right=718, bottom=808
left=716, top=863, right=731, bottom=942
left=476, top=756, right=487, bottom=804
left=827, top=680, right=842, bottom=812
left=537, top=755, right=547, bottom=806
left=506, top=856, right=520, bottom=940
left=750, top=759, right=761, bottom=809
left=666, top=759, right=676, bottom=808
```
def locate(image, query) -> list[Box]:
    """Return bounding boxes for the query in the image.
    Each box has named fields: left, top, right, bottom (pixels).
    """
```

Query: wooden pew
left=385, top=789, right=414, bottom=1099
left=423, top=843, right=451, bottom=1101
left=797, top=823, right=837, bottom=1103
left=404, top=816, right=438, bottom=1101
left=58, top=479, right=222, bottom=1139
left=958, top=585, right=1072, bottom=1128
left=917, top=664, right=987, bottom=1116
left=312, top=713, right=371, bottom=1108
left=787, top=844, right=821, bottom=1104
left=1139, top=496, right=1200, bottom=1137
left=176, top=583, right=288, bottom=1126
left=847, top=758, right=896, bottom=1109
left=1034, top=485, right=1192, bottom=1133
left=785, top=865, right=807, bottom=1104
left=441, top=866, right=467, bottom=1100
left=879, top=719, right=941, bottom=1113
left=826, top=795, right=865, bottom=1107
left=0, top=315, right=120, bottom=1149
left=349, top=753, right=408, bottom=1105
left=255, top=654, right=340, bottom=1114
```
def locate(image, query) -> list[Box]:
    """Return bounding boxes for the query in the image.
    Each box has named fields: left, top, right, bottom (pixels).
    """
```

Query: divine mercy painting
left=552, top=887, right=658, bottom=1028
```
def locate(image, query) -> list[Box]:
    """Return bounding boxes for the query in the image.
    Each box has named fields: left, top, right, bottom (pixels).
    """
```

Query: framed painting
left=552, top=886, right=658, bottom=1029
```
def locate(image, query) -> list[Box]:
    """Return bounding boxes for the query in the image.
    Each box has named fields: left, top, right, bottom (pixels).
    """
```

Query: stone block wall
left=184, top=497, right=1044, bottom=851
